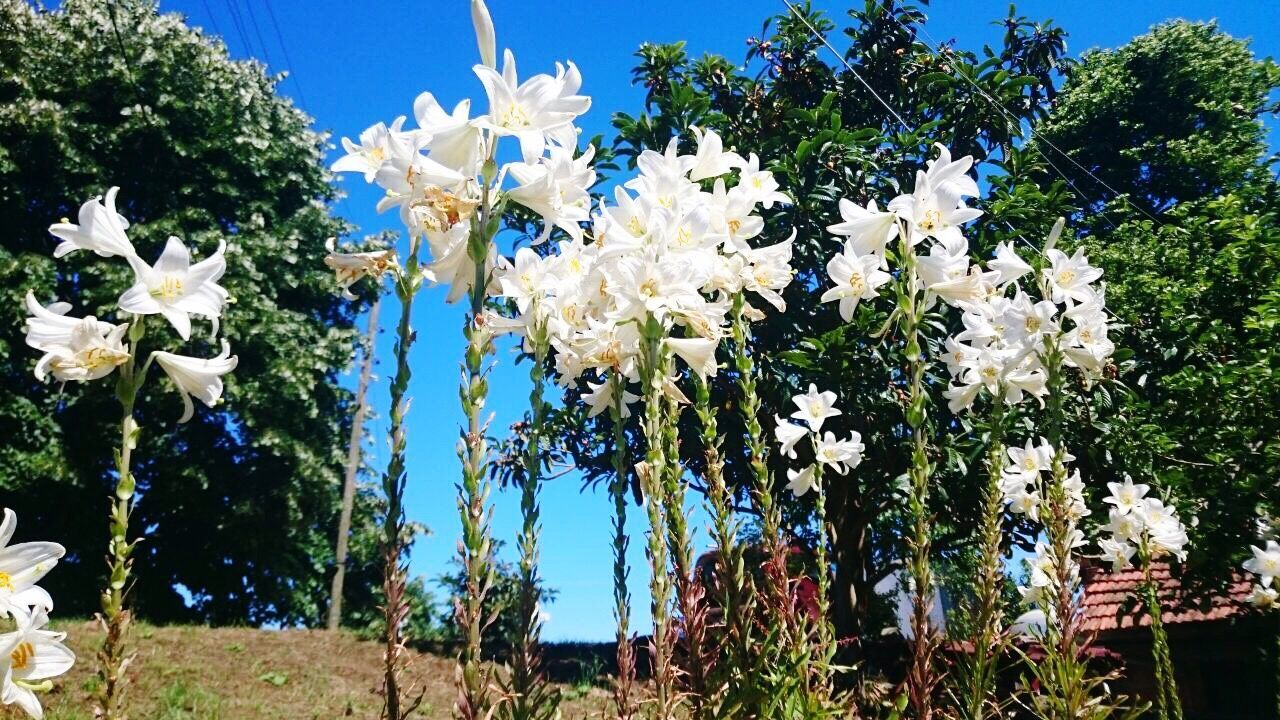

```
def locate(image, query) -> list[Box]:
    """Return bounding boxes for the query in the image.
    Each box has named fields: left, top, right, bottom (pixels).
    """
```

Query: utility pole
left=328, top=296, right=381, bottom=631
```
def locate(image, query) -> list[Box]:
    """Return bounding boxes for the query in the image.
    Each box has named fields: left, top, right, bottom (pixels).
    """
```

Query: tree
left=0, top=0, right=379, bottom=626
left=559, top=0, right=1074, bottom=648
left=1023, top=20, right=1280, bottom=586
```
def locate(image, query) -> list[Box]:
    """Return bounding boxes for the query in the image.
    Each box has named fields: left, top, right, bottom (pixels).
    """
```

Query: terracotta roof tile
left=1080, top=562, right=1253, bottom=633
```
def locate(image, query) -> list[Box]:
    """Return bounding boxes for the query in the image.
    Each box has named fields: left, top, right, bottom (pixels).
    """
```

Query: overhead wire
left=261, top=0, right=312, bottom=114
left=779, top=0, right=1130, bottom=323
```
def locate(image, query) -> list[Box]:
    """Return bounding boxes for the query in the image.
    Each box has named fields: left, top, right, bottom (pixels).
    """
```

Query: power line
left=781, top=0, right=912, bottom=132
left=240, top=0, right=276, bottom=70
left=223, top=0, right=258, bottom=62
left=779, top=0, right=1127, bottom=324
left=198, top=0, right=226, bottom=43
left=261, top=0, right=311, bottom=114
left=906, top=13, right=1174, bottom=232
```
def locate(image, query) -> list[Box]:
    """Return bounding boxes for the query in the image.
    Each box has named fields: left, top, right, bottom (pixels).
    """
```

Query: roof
left=1080, top=561, right=1254, bottom=633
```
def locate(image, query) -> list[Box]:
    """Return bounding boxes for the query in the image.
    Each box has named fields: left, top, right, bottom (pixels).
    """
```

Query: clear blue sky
left=156, top=0, right=1278, bottom=641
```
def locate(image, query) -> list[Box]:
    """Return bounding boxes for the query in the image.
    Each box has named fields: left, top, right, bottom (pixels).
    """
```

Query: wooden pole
left=328, top=296, right=381, bottom=631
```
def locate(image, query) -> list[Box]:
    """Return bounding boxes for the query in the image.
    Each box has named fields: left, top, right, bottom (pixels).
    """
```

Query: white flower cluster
left=821, top=144, right=985, bottom=320
left=0, top=509, right=74, bottom=718
left=1243, top=540, right=1280, bottom=609
left=941, top=226, right=1115, bottom=414
left=24, top=187, right=238, bottom=422
left=487, top=128, right=795, bottom=415
left=1096, top=479, right=1190, bottom=570
left=999, top=439, right=1087, bottom=603
left=774, top=385, right=865, bottom=497
left=328, top=0, right=594, bottom=303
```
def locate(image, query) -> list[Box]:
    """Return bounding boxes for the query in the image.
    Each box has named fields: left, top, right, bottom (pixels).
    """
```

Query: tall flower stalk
left=329, top=2, right=595, bottom=716
left=456, top=177, right=499, bottom=720
left=639, top=330, right=677, bottom=719
left=382, top=238, right=425, bottom=720
left=693, top=373, right=753, bottom=705
left=820, top=145, right=988, bottom=718
left=26, top=187, right=237, bottom=720
left=98, top=318, right=145, bottom=720
left=1097, top=477, right=1189, bottom=720
left=956, top=393, right=1009, bottom=720
left=503, top=300, right=559, bottom=720
left=774, top=385, right=863, bottom=695
left=895, top=223, right=941, bottom=719
left=608, top=374, right=637, bottom=720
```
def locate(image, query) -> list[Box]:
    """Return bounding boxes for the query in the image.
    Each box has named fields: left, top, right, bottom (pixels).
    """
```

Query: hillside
left=25, top=622, right=612, bottom=720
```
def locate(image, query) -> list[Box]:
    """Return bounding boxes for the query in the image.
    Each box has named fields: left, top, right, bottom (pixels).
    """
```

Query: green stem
left=98, top=317, right=145, bottom=720
left=640, top=330, right=676, bottom=719
left=1140, top=542, right=1183, bottom=720
left=1038, top=331, right=1091, bottom=718
left=609, top=373, right=636, bottom=720
left=812, top=461, right=835, bottom=685
left=382, top=249, right=422, bottom=720
left=456, top=172, right=497, bottom=720
left=898, top=229, right=937, bottom=720
left=729, top=294, right=786, bottom=610
left=694, top=374, right=752, bottom=701
left=504, top=307, right=557, bottom=720
left=963, top=394, right=1008, bottom=720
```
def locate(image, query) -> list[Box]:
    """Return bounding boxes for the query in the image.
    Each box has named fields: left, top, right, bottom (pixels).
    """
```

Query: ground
left=20, top=621, right=613, bottom=720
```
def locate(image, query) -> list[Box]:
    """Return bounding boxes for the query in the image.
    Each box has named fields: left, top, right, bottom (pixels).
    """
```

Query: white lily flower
left=331, top=117, right=409, bottom=182
left=118, top=237, right=228, bottom=340
left=22, top=293, right=130, bottom=384
left=413, top=93, right=482, bottom=173
left=821, top=241, right=891, bottom=321
left=583, top=375, right=638, bottom=418
left=0, top=510, right=64, bottom=618
left=989, top=241, right=1032, bottom=287
left=506, top=145, right=596, bottom=244
left=774, top=416, right=808, bottom=459
left=1248, top=584, right=1278, bottom=609
left=473, top=50, right=591, bottom=163
left=665, top=336, right=719, bottom=379
left=47, top=186, right=136, bottom=260
left=1244, top=541, right=1280, bottom=588
left=0, top=607, right=76, bottom=719
left=826, top=198, right=898, bottom=258
left=790, top=383, right=840, bottom=432
left=152, top=341, right=238, bottom=423
left=687, top=127, right=743, bottom=182
left=815, top=431, right=863, bottom=475
left=1103, top=479, right=1150, bottom=516
left=323, top=238, right=398, bottom=300
left=786, top=465, right=818, bottom=498
left=734, top=153, right=790, bottom=209
left=1098, top=537, right=1136, bottom=571
left=1044, top=248, right=1103, bottom=305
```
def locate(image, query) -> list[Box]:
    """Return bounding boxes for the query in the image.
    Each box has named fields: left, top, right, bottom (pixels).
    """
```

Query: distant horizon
left=154, top=0, right=1279, bottom=642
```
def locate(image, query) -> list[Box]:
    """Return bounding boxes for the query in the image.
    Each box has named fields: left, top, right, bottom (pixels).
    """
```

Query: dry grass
left=18, top=621, right=615, bottom=720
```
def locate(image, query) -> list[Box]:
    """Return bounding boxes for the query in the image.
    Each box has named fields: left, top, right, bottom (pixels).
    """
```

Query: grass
left=16, top=620, right=615, bottom=720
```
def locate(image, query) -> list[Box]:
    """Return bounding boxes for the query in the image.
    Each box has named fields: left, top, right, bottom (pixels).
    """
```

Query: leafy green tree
left=583, top=0, right=1073, bottom=648
left=1023, top=20, right=1280, bottom=585
left=0, top=0, right=379, bottom=626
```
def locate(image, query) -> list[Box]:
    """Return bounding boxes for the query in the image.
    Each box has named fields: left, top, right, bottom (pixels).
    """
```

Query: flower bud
left=471, top=0, right=497, bottom=69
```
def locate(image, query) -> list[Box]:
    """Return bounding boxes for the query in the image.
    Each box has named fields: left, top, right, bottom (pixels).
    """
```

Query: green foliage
left=603, top=0, right=1071, bottom=650
left=0, top=0, right=378, bottom=626
left=1023, top=20, right=1280, bottom=586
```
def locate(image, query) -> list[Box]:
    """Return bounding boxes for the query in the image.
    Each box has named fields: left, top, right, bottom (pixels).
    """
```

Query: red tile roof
left=1080, top=562, right=1254, bottom=633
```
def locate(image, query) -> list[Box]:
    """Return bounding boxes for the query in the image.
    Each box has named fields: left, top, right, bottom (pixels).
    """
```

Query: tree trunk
left=327, top=296, right=381, bottom=631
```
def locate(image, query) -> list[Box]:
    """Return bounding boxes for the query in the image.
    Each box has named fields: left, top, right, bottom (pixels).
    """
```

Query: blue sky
left=156, top=0, right=1279, bottom=641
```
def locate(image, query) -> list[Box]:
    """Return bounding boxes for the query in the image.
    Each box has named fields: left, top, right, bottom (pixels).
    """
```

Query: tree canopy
left=0, top=0, right=379, bottom=626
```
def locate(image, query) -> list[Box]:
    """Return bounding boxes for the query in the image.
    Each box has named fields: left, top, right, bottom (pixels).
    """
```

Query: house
left=1080, top=561, right=1277, bottom=719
